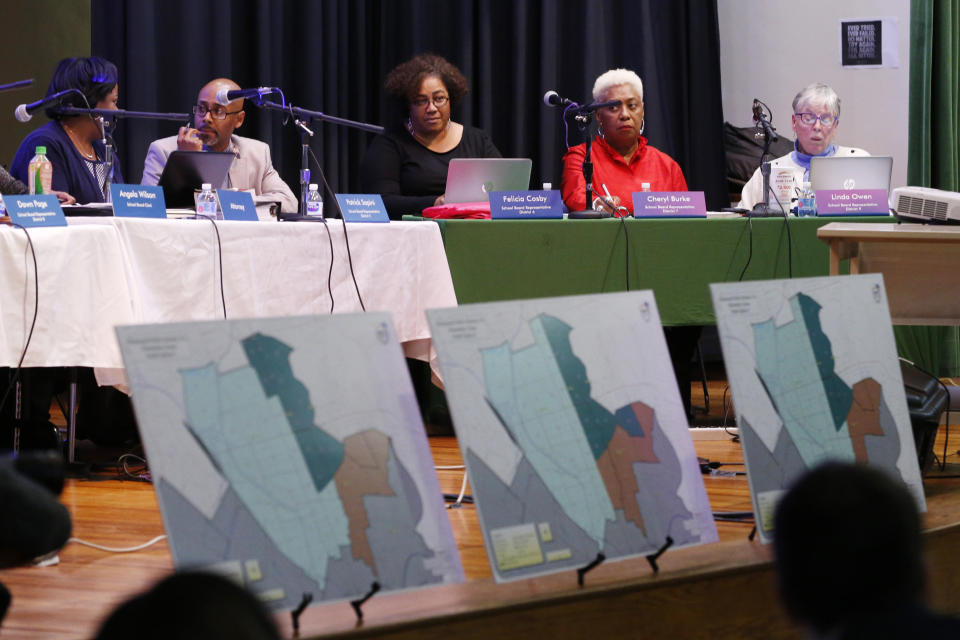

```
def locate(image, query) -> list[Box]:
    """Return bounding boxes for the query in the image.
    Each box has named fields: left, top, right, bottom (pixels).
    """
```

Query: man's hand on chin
left=176, top=126, right=205, bottom=151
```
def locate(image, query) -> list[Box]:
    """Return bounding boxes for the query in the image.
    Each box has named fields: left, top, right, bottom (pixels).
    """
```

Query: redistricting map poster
left=710, top=275, right=926, bottom=544
left=116, top=313, right=464, bottom=610
left=427, top=292, right=717, bottom=583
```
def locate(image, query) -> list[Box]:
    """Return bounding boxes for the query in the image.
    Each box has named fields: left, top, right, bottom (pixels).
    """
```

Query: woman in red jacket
left=561, top=68, right=686, bottom=216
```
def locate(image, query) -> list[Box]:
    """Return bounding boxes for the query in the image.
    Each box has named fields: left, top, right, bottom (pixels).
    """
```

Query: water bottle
left=306, top=183, right=323, bottom=218
left=797, top=181, right=816, bottom=217
left=28, top=146, right=52, bottom=195
left=196, top=183, right=217, bottom=219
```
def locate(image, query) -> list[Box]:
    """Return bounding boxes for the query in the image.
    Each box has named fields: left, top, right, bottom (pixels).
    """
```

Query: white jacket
left=738, top=145, right=870, bottom=210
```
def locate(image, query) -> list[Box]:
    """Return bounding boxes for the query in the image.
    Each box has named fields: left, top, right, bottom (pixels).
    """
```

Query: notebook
left=157, top=150, right=234, bottom=209
left=809, top=156, right=893, bottom=192
left=444, top=158, right=532, bottom=203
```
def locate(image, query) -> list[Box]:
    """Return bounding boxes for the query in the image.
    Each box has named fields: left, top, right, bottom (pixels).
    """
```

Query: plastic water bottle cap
left=35, top=146, right=46, bottom=154
left=201, top=183, right=212, bottom=190
left=309, top=183, right=318, bottom=191
left=542, top=182, right=552, bottom=190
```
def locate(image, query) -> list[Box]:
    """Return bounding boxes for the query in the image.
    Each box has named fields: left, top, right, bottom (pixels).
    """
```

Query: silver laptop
left=444, top=158, right=532, bottom=203
left=809, top=156, right=893, bottom=192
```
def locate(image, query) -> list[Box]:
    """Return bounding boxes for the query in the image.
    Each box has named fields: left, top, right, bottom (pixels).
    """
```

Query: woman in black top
left=360, top=53, right=500, bottom=218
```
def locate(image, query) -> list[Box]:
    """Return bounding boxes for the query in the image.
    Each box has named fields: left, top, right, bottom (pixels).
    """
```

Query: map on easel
left=427, top=292, right=717, bottom=583
left=710, top=275, right=926, bottom=544
left=116, top=313, right=464, bottom=609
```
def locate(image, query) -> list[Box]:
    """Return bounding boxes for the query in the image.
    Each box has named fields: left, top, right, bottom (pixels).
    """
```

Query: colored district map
left=470, top=313, right=708, bottom=580
left=738, top=292, right=905, bottom=533
left=155, top=331, right=456, bottom=608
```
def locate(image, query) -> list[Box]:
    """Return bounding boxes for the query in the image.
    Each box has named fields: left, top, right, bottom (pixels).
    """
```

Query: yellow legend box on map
left=491, top=523, right=544, bottom=571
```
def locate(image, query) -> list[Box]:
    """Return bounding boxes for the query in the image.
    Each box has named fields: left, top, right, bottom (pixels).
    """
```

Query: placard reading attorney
left=4, top=194, right=66, bottom=227
left=633, top=191, right=706, bottom=218
left=489, top=190, right=563, bottom=219
left=815, top=189, right=889, bottom=216
left=110, top=184, right=166, bottom=218
left=335, top=194, right=389, bottom=223
left=216, top=189, right=258, bottom=221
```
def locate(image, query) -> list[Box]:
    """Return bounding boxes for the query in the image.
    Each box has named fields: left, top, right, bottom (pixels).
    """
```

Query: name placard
left=110, top=184, right=166, bottom=218
left=336, top=194, right=389, bottom=223
left=489, top=190, right=563, bottom=219
left=633, top=191, right=707, bottom=218
left=815, top=189, right=889, bottom=216
left=5, top=194, right=66, bottom=227
left=216, top=190, right=258, bottom=221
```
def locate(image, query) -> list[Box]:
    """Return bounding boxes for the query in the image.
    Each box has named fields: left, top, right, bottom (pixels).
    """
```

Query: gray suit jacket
left=141, top=134, right=298, bottom=214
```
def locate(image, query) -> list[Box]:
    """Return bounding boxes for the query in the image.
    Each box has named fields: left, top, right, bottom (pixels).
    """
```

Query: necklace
left=62, top=122, right=98, bottom=161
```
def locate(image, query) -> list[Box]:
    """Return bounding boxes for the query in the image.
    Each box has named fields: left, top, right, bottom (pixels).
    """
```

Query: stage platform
left=2, top=428, right=960, bottom=639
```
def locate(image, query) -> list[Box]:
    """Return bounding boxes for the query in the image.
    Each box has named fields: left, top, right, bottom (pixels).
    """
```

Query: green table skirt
left=411, top=215, right=954, bottom=374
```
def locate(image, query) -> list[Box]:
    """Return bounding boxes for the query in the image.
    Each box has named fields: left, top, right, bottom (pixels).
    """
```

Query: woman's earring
left=597, top=124, right=605, bottom=138
left=638, top=118, right=645, bottom=135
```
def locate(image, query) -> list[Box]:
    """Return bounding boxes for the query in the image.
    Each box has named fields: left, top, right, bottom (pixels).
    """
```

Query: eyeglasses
left=193, top=104, right=243, bottom=120
left=794, top=112, right=838, bottom=127
left=411, top=95, right=449, bottom=109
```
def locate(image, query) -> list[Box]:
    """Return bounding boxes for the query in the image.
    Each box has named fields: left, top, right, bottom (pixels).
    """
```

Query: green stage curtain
left=903, top=0, right=960, bottom=376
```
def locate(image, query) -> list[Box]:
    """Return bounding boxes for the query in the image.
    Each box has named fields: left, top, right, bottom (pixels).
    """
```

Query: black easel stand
left=747, top=113, right=783, bottom=218
left=748, top=525, right=758, bottom=541
left=646, top=536, right=674, bottom=574
left=290, top=592, right=313, bottom=636
left=350, top=581, right=380, bottom=621
left=577, top=552, right=606, bottom=586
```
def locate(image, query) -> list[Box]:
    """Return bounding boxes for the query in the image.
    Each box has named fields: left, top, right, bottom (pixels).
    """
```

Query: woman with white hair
left=560, top=68, right=687, bottom=215
left=738, top=82, right=869, bottom=210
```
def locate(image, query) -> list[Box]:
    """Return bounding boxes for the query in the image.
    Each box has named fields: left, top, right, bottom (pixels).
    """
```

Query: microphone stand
left=0, top=78, right=33, bottom=92
left=256, top=100, right=384, bottom=216
left=749, top=114, right=782, bottom=218
left=55, top=107, right=191, bottom=201
left=567, top=101, right=619, bottom=220
left=54, top=106, right=191, bottom=121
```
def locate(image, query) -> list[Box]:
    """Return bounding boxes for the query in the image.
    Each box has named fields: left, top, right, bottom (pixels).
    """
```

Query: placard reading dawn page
left=710, top=275, right=926, bottom=544
left=116, top=313, right=463, bottom=609
left=427, top=291, right=717, bottom=582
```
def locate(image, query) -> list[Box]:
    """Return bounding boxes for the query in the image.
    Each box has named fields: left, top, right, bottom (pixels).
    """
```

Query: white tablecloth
left=1, top=218, right=457, bottom=385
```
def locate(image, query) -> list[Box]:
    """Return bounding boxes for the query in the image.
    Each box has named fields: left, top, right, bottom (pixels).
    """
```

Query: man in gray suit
left=141, top=78, right=298, bottom=214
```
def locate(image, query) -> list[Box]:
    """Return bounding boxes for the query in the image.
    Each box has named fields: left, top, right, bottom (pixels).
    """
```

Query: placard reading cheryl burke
left=633, top=191, right=707, bottom=218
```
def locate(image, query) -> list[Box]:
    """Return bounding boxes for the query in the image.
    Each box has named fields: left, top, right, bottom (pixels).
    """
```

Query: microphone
left=14, top=88, right=85, bottom=122
left=543, top=90, right=575, bottom=108
left=752, top=98, right=778, bottom=142
left=585, top=98, right=621, bottom=111
left=216, top=86, right=278, bottom=105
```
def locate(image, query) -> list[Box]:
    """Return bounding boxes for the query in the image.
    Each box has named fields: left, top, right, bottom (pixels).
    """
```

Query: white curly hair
left=592, top=68, right=644, bottom=102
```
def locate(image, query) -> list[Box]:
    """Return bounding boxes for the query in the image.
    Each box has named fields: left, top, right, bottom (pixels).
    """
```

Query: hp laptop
left=157, top=150, right=234, bottom=209
left=809, top=156, right=893, bottom=192
left=444, top=158, right=532, bottom=203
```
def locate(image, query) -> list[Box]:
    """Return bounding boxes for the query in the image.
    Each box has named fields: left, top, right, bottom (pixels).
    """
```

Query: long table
left=0, top=218, right=457, bottom=385
left=412, top=214, right=952, bottom=370
left=426, top=215, right=890, bottom=325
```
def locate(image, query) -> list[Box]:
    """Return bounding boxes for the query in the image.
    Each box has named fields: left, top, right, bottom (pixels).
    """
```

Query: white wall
left=717, top=0, right=910, bottom=189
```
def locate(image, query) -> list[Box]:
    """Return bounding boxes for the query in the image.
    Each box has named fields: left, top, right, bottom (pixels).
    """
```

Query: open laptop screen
left=444, top=158, right=532, bottom=203
left=157, top=150, right=234, bottom=209
left=809, top=156, right=893, bottom=192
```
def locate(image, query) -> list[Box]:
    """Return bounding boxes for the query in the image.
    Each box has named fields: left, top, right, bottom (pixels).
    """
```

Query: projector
left=891, top=186, right=960, bottom=223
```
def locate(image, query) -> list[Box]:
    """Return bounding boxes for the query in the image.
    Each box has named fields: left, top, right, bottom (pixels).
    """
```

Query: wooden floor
left=2, top=379, right=960, bottom=638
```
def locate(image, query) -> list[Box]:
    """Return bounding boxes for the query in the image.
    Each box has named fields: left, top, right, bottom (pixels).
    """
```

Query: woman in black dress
left=359, top=53, right=500, bottom=219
